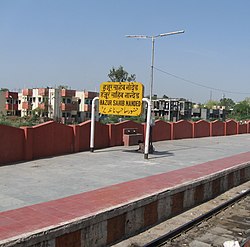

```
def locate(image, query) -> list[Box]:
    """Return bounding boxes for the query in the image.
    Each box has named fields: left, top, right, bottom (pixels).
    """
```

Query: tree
left=231, top=99, right=250, bottom=120
left=203, top=100, right=220, bottom=109
left=219, top=97, right=235, bottom=110
left=108, top=66, right=136, bottom=82
left=58, top=85, right=68, bottom=89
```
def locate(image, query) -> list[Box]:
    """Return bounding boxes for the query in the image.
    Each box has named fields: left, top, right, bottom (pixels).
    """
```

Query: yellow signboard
left=99, top=82, right=144, bottom=116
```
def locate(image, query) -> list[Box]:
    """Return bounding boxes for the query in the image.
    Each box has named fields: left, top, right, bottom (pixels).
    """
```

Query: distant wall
left=151, top=120, right=171, bottom=142
left=71, top=120, right=109, bottom=152
left=238, top=122, right=248, bottom=134
left=0, top=119, right=249, bottom=165
left=193, top=120, right=210, bottom=138
left=109, top=120, right=144, bottom=147
left=172, top=120, right=193, bottom=140
left=210, top=120, right=225, bottom=136
left=95, top=121, right=110, bottom=149
left=0, top=124, right=25, bottom=164
left=225, top=120, right=238, bottom=136
left=78, top=121, right=91, bottom=151
left=31, top=121, right=74, bottom=159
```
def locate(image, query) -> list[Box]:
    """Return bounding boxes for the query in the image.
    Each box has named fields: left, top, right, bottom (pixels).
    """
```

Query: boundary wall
left=0, top=119, right=249, bottom=165
left=0, top=152, right=249, bottom=246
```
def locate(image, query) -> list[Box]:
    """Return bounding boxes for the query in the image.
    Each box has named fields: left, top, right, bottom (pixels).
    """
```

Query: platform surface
left=0, top=134, right=250, bottom=212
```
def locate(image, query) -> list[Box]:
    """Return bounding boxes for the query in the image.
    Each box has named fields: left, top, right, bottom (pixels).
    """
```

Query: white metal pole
left=150, top=37, right=155, bottom=104
left=90, top=96, right=99, bottom=152
left=143, top=98, right=151, bottom=159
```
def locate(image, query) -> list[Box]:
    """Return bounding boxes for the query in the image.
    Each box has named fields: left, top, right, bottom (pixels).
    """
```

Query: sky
left=0, top=0, right=250, bottom=103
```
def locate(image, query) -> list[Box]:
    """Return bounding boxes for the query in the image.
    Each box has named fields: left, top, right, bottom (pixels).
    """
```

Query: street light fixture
left=126, top=30, right=184, bottom=103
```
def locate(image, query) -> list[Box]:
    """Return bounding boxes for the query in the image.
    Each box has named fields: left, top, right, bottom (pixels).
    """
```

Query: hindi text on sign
left=99, top=82, right=144, bottom=116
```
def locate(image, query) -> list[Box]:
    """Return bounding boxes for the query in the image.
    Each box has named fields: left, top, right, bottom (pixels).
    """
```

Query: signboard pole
left=142, top=98, right=151, bottom=159
left=90, top=96, right=99, bottom=152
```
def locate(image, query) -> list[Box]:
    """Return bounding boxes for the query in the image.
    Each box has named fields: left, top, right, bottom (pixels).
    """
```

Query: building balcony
left=84, top=104, right=91, bottom=112
left=22, top=102, right=32, bottom=110
left=38, top=103, right=48, bottom=110
left=61, top=103, right=78, bottom=111
left=5, top=104, right=18, bottom=111
left=22, top=89, right=33, bottom=96
left=5, top=91, right=18, bottom=99
left=38, top=88, right=49, bottom=96
left=84, top=91, right=98, bottom=99
left=61, top=89, right=75, bottom=97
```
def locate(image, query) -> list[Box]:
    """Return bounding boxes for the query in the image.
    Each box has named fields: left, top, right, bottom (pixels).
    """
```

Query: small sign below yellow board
left=99, top=82, right=144, bottom=116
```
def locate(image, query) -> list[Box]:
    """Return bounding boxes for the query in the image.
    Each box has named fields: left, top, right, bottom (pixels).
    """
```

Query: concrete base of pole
left=144, top=153, right=149, bottom=159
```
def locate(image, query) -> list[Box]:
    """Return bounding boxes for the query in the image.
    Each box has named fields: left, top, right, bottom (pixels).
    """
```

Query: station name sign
left=99, top=82, right=144, bottom=116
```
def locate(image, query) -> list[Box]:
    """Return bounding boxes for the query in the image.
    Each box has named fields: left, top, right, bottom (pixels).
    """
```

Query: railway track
left=145, top=189, right=250, bottom=247
left=113, top=181, right=250, bottom=247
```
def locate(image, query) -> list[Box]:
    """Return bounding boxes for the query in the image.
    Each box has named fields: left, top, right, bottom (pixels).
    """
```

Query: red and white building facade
left=0, top=88, right=98, bottom=123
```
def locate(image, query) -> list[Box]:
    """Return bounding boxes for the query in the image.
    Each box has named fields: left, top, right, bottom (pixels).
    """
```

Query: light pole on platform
left=126, top=30, right=185, bottom=151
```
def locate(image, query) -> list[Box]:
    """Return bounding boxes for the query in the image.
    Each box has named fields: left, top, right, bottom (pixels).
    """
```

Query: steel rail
left=143, top=189, right=250, bottom=247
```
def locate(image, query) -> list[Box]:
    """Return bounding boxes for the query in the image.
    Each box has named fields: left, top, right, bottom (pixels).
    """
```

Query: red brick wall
left=151, top=120, right=171, bottom=141
left=0, top=124, right=25, bottom=165
left=238, top=123, right=248, bottom=134
left=172, top=120, right=193, bottom=140
left=95, top=121, right=110, bottom=149
left=78, top=120, right=110, bottom=151
left=210, top=120, right=225, bottom=136
left=0, top=119, right=249, bottom=165
left=225, top=119, right=238, bottom=135
left=78, top=120, right=91, bottom=151
left=109, top=120, right=144, bottom=146
left=31, top=121, right=74, bottom=159
left=193, top=120, right=210, bottom=138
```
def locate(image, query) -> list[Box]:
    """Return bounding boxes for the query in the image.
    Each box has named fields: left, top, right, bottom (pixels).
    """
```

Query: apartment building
left=17, top=88, right=98, bottom=123
left=75, top=90, right=99, bottom=122
left=152, top=98, right=193, bottom=121
left=192, top=106, right=227, bottom=121
left=0, top=90, right=19, bottom=116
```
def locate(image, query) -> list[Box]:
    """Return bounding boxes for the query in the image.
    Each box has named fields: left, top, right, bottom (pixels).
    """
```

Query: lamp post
left=126, top=30, right=184, bottom=151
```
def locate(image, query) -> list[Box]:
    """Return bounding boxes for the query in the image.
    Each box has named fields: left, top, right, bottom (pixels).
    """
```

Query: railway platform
left=0, top=134, right=249, bottom=246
